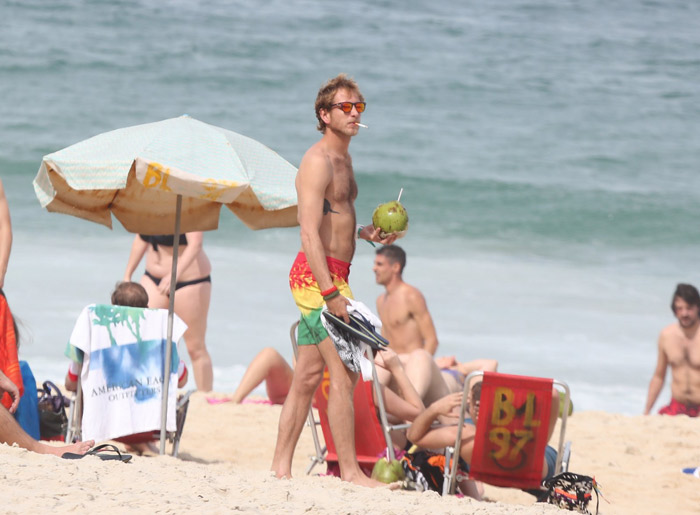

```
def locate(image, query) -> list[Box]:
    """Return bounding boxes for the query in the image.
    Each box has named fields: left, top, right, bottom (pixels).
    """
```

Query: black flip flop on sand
left=322, top=310, right=389, bottom=351
left=62, top=443, right=132, bottom=463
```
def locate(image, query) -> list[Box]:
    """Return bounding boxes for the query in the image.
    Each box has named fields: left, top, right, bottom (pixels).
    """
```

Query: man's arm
left=407, top=288, right=439, bottom=355
left=406, top=392, right=463, bottom=448
left=0, top=180, right=12, bottom=289
left=65, top=361, right=82, bottom=393
left=644, top=335, right=668, bottom=414
left=296, top=152, right=350, bottom=320
left=123, top=235, right=149, bottom=282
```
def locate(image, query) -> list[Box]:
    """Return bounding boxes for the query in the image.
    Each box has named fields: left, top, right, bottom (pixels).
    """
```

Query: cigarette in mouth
left=354, top=122, right=368, bottom=128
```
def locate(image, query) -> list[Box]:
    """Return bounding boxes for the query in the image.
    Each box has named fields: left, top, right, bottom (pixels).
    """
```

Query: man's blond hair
left=314, top=74, right=364, bottom=133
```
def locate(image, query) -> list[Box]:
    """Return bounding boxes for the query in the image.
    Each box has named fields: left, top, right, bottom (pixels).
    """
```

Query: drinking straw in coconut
left=397, top=188, right=403, bottom=202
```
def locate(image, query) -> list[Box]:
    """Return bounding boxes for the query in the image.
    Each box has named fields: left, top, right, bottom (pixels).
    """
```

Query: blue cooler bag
left=13, top=360, right=41, bottom=440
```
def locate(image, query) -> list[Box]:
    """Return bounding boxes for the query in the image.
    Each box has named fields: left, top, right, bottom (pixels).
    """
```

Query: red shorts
left=289, top=252, right=353, bottom=346
left=658, top=398, right=700, bottom=417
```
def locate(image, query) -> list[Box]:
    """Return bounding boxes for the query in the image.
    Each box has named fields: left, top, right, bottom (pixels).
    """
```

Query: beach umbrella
left=33, top=115, right=298, bottom=453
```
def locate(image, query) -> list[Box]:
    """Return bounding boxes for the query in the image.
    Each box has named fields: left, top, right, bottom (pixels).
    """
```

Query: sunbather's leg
left=316, top=337, right=387, bottom=488
left=271, top=344, right=324, bottom=479
left=0, top=405, right=94, bottom=457
left=231, top=347, right=293, bottom=404
left=125, top=441, right=159, bottom=456
left=142, top=275, right=213, bottom=392
left=456, top=358, right=498, bottom=377
left=400, top=349, right=450, bottom=406
left=173, top=281, right=213, bottom=392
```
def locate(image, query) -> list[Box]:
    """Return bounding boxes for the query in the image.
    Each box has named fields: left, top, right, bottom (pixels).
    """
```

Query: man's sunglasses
left=330, top=102, right=366, bottom=113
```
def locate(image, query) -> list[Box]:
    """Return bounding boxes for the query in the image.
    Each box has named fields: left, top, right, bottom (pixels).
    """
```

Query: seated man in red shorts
left=644, top=283, right=700, bottom=417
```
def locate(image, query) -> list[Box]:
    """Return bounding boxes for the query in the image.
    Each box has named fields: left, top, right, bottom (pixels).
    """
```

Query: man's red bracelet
left=320, top=285, right=338, bottom=297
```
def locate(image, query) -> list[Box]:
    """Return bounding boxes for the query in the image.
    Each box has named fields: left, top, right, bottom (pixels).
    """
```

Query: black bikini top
left=139, top=234, right=188, bottom=251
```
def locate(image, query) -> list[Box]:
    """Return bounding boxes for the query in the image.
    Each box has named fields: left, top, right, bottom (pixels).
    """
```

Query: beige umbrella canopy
left=34, top=115, right=298, bottom=234
left=33, top=115, right=299, bottom=453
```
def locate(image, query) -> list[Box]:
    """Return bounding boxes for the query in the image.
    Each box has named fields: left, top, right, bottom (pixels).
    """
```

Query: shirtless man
left=644, top=283, right=700, bottom=417
left=0, top=179, right=12, bottom=289
left=374, top=245, right=497, bottom=405
left=271, top=74, right=396, bottom=486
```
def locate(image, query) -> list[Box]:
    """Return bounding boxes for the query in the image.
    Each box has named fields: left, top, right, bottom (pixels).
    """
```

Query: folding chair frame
left=290, top=320, right=405, bottom=475
left=443, top=370, right=571, bottom=495
left=65, top=375, right=193, bottom=458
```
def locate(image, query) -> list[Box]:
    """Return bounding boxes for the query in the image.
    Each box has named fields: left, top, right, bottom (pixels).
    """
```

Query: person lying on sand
left=209, top=346, right=424, bottom=426
left=434, top=355, right=499, bottom=394
left=0, top=369, right=94, bottom=457
left=210, top=348, right=294, bottom=405
left=210, top=345, right=425, bottom=460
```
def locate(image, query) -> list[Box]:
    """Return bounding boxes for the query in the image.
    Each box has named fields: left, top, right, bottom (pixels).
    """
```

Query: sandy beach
left=1, top=393, right=699, bottom=514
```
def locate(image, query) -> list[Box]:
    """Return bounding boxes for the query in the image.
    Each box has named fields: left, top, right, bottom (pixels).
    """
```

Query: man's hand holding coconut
left=360, top=198, right=409, bottom=243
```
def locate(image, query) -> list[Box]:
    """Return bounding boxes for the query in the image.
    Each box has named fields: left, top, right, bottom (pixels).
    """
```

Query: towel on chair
left=0, top=292, right=23, bottom=410
left=65, top=304, right=187, bottom=443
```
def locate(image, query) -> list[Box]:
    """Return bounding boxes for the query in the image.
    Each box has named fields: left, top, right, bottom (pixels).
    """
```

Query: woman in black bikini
left=123, top=232, right=213, bottom=391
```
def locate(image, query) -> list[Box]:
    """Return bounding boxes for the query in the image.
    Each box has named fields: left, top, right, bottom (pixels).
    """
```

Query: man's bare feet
left=48, top=439, right=95, bottom=457
left=342, top=473, right=399, bottom=489
left=272, top=469, right=292, bottom=479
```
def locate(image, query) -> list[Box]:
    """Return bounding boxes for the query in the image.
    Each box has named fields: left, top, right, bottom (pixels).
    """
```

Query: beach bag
left=37, top=380, right=69, bottom=441
left=542, top=472, right=600, bottom=514
left=13, top=361, right=41, bottom=439
left=401, top=449, right=467, bottom=493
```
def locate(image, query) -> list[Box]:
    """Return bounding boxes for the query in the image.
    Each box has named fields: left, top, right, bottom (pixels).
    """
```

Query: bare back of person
left=659, top=323, right=700, bottom=405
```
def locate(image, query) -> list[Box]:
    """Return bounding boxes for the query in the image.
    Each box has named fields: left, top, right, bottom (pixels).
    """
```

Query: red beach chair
left=311, top=370, right=392, bottom=476
left=290, top=321, right=403, bottom=476
left=443, top=371, right=572, bottom=495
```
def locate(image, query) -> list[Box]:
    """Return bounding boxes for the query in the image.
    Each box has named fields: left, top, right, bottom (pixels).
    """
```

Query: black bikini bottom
left=144, top=270, right=212, bottom=291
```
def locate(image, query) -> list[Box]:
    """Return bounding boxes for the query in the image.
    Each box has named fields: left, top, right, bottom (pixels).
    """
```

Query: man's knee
left=328, top=374, right=355, bottom=395
left=292, top=364, right=323, bottom=395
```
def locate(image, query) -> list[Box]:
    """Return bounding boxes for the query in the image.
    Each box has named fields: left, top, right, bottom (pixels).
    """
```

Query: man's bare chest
left=667, top=340, right=700, bottom=368
left=327, top=170, right=357, bottom=204
left=381, top=298, right=414, bottom=328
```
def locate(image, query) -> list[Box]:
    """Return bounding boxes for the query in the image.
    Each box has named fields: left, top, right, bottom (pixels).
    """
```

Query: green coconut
left=371, top=457, right=406, bottom=484
left=558, top=391, right=574, bottom=417
left=372, top=200, right=409, bottom=237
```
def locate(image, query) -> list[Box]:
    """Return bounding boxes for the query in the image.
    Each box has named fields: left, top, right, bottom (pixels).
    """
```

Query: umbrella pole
left=160, top=194, right=182, bottom=455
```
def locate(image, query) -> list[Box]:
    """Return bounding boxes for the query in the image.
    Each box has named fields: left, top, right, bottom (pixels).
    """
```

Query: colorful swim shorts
left=658, top=398, right=700, bottom=417
left=289, top=252, right=353, bottom=346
